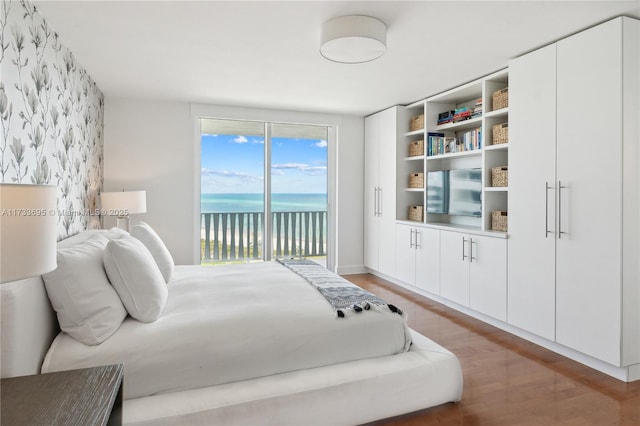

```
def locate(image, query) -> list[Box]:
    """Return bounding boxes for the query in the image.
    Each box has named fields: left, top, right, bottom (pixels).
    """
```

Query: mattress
left=42, top=262, right=411, bottom=399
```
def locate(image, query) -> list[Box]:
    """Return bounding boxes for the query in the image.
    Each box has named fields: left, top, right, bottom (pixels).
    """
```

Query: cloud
left=233, top=136, right=248, bottom=144
left=272, top=163, right=327, bottom=175
left=252, top=138, right=265, bottom=144
left=201, top=168, right=262, bottom=182
left=314, top=140, right=328, bottom=148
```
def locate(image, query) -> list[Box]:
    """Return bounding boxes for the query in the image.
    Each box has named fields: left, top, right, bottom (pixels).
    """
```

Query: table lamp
left=100, top=190, right=146, bottom=232
left=0, top=184, right=58, bottom=283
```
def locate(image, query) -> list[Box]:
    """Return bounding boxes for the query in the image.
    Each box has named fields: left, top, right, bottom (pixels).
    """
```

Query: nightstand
left=1, top=364, right=123, bottom=426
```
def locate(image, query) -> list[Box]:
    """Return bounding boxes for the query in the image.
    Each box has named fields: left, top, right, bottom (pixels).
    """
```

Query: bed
left=0, top=229, right=463, bottom=425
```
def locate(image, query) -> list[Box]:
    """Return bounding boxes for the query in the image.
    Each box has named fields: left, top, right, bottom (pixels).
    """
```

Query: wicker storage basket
left=410, top=114, right=425, bottom=132
left=408, top=205, right=424, bottom=222
left=492, top=87, right=509, bottom=110
left=492, top=122, right=509, bottom=145
left=491, top=166, right=508, bottom=187
left=409, top=172, right=424, bottom=188
left=491, top=210, right=508, bottom=232
left=409, top=139, right=424, bottom=157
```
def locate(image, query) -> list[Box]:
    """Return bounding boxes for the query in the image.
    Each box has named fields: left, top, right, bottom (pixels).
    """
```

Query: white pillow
left=130, top=221, right=174, bottom=283
left=104, top=226, right=129, bottom=240
left=43, top=234, right=127, bottom=345
left=103, top=236, right=167, bottom=322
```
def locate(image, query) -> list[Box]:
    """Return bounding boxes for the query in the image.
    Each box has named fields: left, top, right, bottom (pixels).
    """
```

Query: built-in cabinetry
left=440, top=230, right=507, bottom=321
left=364, top=106, right=407, bottom=277
left=508, top=17, right=639, bottom=371
left=397, top=70, right=509, bottom=233
left=394, top=224, right=440, bottom=294
left=366, top=16, right=639, bottom=382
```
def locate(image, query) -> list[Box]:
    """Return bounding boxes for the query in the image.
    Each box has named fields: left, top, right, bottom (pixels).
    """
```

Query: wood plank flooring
left=346, top=273, right=640, bottom=426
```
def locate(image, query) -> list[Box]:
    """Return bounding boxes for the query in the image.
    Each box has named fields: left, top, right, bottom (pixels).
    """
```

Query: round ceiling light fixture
left=320, top=15, right=387, bottom=64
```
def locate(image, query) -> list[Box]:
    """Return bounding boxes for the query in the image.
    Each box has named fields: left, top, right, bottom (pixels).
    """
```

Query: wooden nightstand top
left=1, top=364, right=123, bottom=426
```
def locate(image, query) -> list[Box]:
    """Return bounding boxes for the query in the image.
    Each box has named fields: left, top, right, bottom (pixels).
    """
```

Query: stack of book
left=471, top=98, right=483, bottom=118
left=437, top=110, right=455, bottom=126
left=458, top=128, right=482, bottom=151
left=453, top=106, right=472, bottom=122
left=428, top=128, right=482, bottom=156
left=426, top=132, right=445, bottom=156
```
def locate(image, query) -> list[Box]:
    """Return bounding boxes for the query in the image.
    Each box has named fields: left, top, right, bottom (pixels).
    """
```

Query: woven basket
left=409, top=172, right=424, bottom=188
left=491, top=210, right=508, bottom=232
left=409, top=140, right=424, bottom=157
left=408, top=205, right=424, bottom=222
left=492, top=87, right=509, bottom=110
left=492, top=122, right=509, bottom=145
left=410, top=114, right=424, bottom=132
left=491, top=166, right=508, bottom=187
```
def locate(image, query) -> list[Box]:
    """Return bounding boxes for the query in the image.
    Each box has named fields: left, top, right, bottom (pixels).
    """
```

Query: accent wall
left=0, top=0, right=104, bottom=239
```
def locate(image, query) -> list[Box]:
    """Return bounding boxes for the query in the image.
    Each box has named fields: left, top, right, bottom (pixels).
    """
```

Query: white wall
left=104, top=99, right=196, bottom=264
left=335, top=116, right=366, bottom=274
left=104, top=99, right=364, bottom=271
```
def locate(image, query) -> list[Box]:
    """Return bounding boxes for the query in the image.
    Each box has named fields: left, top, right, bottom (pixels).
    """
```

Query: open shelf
left=398, top=68, right=509, bottom=233
left=426, top=149, right=481, bottom=161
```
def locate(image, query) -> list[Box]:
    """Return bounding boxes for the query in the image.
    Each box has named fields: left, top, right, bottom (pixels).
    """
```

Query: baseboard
left=336, top=265, right=367, bottom=275
left=368, top=269, right=639, bottom=383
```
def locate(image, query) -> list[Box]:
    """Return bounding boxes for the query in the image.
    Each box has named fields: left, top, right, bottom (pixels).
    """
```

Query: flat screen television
left=426, top=169, right=482, bottom=217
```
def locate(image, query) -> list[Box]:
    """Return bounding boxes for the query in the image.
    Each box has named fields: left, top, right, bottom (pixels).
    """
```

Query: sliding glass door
left=200, top=119, right=329, bottom=265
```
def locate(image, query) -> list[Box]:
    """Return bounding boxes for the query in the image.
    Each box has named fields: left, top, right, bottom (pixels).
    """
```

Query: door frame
left=193, top=105, right=338, bottom=271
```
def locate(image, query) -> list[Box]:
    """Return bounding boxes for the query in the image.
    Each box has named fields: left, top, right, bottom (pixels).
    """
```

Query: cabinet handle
left=415, top=229, right=421, bottom=249
left=545, top=182, right=552, bottom=238
left=558, top=181, right=567, bottom=239
left=378, top=187, right=382, bottom=216
left=470, top=237, right=476, bottom=263
left=462, top=237, right=467, bottom=260
left=373, top=187, right=377, bottom=216
left=409, top=228, right=414, bottom=248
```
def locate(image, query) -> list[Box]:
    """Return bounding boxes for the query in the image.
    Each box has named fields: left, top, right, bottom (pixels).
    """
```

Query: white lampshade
left=100, top=190, right=147, bottom=216
left=0, top=184, right=57, bottom=283
left=100, top=190, right=146, bottom=231
left=320, top=15, right=387, bottom=64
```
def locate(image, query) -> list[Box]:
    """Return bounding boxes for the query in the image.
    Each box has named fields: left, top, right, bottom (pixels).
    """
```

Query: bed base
left=124, top=330, right=462, bottom=425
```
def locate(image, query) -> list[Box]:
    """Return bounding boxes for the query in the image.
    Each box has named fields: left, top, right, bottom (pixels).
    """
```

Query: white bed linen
left=42, top=262, right=411, bottom=399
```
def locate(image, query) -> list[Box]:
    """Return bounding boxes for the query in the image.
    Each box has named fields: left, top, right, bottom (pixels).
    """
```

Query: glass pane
left=270, top=123, right=328, bottom=263
left=200, top=119, right=265, bottom=264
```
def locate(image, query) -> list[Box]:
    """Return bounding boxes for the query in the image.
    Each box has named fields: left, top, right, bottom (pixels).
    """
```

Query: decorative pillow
left=42, top=234, right=127, bottom=345
left=104, top=226, right=129, bottom=240
left=130, top=221, right=174, bottom=283
left=103, top=236, right=168, bottom=322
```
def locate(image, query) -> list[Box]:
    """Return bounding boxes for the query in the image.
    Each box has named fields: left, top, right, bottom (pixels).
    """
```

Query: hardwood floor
left=346, top=273, right=640, bottom=426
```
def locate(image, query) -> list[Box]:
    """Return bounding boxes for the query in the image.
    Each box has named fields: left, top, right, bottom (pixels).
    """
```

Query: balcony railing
left=201, top=211, right=327, bottom=263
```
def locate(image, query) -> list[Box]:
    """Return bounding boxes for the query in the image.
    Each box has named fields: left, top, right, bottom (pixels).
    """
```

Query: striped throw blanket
left=277, top=258, right=404, bottom=318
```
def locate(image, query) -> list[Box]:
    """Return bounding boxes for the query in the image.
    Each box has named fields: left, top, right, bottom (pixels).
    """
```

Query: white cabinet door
left=469, top=236, right=507, bottom=321
left=364, top=114, right=380, bottom=271
left=555, top=19, right=623, bottom=365
left=415, top=227, right=440, bottom=295
left=507, top=43, right=557, bottom=340
left=394, top=224, right=416, bottom=285
left=440, top=231, right=469, bottom=307
left=377, top=107, right=397, bottom=277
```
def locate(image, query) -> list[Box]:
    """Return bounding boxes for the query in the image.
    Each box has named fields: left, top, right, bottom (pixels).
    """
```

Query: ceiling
left=34, top=1, right=640, bottom=117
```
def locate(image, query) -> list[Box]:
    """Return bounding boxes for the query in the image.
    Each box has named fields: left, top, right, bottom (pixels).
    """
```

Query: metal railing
left=201, top=211, right=327, bottom=263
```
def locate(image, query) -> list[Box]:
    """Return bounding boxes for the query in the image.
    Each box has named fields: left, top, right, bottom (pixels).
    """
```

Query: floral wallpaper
left=0, top=0, right=104, bottom=239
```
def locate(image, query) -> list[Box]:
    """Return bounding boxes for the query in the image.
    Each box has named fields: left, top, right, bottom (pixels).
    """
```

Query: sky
left=201, top=133, right=327, bottom=194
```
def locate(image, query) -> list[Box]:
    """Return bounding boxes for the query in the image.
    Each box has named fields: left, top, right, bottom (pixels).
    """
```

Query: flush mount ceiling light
left=320, top=15, right=387, bottom=64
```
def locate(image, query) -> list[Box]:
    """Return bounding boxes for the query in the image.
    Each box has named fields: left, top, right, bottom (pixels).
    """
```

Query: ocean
left=201, top=193, right=327, bottom=213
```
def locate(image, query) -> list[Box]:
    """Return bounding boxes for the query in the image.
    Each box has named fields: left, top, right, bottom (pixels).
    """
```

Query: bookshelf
left=397, top=68, right=509, bottom=233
